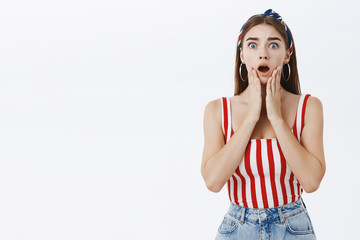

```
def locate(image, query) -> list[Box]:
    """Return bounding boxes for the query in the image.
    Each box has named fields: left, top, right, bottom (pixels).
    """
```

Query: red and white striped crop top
left=221, top=94, right=311, bottom=209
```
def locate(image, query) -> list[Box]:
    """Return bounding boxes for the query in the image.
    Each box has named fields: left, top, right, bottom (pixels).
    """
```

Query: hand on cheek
left=245, top=67, right=262, bottom=123
left=266, top=66, right=283, bottom=123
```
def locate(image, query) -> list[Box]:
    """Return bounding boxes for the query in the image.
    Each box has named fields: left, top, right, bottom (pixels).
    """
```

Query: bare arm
left=271, top=96, right=326, bottom=193
left=200, top=99, right=257, bottom=192
left=201, top=68, right=262, bottom=193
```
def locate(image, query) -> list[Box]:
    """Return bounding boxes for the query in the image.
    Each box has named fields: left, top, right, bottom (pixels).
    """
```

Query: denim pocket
left=218, top=213, right=239, bottom=234
left=285, top=210, right=315, bottom=235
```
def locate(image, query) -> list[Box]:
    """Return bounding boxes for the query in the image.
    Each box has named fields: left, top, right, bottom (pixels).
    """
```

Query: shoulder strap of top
left=294, top=94, right=311, bottom=143
left=221, top=97, right=232, bottom=143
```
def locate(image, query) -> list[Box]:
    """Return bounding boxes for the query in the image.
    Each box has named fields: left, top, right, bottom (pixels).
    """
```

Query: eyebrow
left=245, top=37, right=282, bottom=41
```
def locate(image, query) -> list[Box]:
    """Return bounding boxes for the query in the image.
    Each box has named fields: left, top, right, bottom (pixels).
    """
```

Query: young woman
left=201, top=9, right=325, bottom=239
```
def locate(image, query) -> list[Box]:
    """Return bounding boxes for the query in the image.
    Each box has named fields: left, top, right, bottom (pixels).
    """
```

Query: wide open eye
left=269, top=43, right=278, bottom=49
left=248, top=43, right=257, bottom=49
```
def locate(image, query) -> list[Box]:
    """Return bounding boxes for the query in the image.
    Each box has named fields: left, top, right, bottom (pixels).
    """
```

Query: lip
left=256, top=63, right=271, bottom=77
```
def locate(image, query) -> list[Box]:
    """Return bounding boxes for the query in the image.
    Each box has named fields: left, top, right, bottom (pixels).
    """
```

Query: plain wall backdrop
left=0, top=0, right=359, bottom=239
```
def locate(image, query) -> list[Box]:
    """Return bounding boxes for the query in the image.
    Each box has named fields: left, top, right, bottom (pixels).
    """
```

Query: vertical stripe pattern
left=221, top=94, right=311, bottom=209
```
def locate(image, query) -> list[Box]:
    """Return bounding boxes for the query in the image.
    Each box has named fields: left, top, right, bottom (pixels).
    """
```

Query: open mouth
left=258, top=65, right=270, bottom=73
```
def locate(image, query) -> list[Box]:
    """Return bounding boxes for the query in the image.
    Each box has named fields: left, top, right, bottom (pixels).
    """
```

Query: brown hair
left=234, top=14, right=301, bottom=95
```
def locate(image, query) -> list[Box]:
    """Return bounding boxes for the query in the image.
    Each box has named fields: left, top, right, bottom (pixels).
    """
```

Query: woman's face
left=240, top=23, right=290, bottom=84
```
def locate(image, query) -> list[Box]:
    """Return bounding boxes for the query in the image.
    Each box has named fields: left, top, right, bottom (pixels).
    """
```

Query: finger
left=252, top=68, right=258, bottom=79
left=277, top=66, right=282, bottom=92
left=271, top=69, right=277, bottom=93
left=253, top=69, right=261, bottom=90
left=277, top=65, right=282, bottom=78
left=255, top=76, right=261, bottom=92
left=247, top=70, right=252, bottom=84
left=267, top=76, right=272, bottom=93
left=253, top=68, right=260, bottom=80
left=248, top=67, right=254, bottom=85
left=251, top=69, right=257, bottom=87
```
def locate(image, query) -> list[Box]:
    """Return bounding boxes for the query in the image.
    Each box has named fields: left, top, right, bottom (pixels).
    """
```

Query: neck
left=242, top=83, right=285, bottom=114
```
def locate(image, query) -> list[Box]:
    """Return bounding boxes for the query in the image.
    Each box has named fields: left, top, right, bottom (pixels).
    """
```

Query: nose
left=258, top=47, right=269, bottom=60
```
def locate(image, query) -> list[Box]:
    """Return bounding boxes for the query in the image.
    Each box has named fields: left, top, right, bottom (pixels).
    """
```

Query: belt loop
left=240, top=206, right=246, bottom=223
left=277, top=206, right=286, bottom=223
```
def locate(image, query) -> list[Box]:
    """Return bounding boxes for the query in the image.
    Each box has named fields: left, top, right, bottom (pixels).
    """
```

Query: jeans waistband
left=226, top=198, right=307, bottom=224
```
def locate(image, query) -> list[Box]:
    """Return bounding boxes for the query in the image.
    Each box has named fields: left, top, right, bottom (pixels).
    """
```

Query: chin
left=259, top=76, right=269, bottom=84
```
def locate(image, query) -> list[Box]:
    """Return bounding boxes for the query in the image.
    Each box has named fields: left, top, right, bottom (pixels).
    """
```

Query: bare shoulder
left=301, top=95, right=325, bottom=172
left=305, top=95, right=324, bottom=122
left=202, top=98, right=225, bottom=170
left=204, top=97, right=222, bottom=111
left=306, top=95, right=323, bottom=108
left=301, top=95, right=324, bottom=148
left=203, top=98, right=222, bottom=125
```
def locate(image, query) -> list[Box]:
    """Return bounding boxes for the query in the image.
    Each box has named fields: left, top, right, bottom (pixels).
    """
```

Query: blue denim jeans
left=215, top=198, right=316, bottom=240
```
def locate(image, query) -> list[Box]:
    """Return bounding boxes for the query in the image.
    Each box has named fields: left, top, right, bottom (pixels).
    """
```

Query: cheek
left=241, top=49, right=253, bottom=61
left=273, top=50, right=287, bottom=60
left=244, top=60, right=256, bottom=72
left=269, top=52, right=285, bottom=66
left=242, top=53, right=256, bottom=67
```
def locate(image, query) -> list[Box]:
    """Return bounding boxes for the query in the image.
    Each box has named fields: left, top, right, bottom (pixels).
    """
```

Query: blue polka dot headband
left=237, top=9, right=293, bottom=56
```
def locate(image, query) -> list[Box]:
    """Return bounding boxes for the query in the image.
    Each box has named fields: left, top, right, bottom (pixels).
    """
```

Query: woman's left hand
left=266, top=66, right=283, bottom=124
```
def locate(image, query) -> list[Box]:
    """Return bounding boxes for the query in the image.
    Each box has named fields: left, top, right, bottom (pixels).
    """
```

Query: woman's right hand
left=246, top=68, right=262, bottom=123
